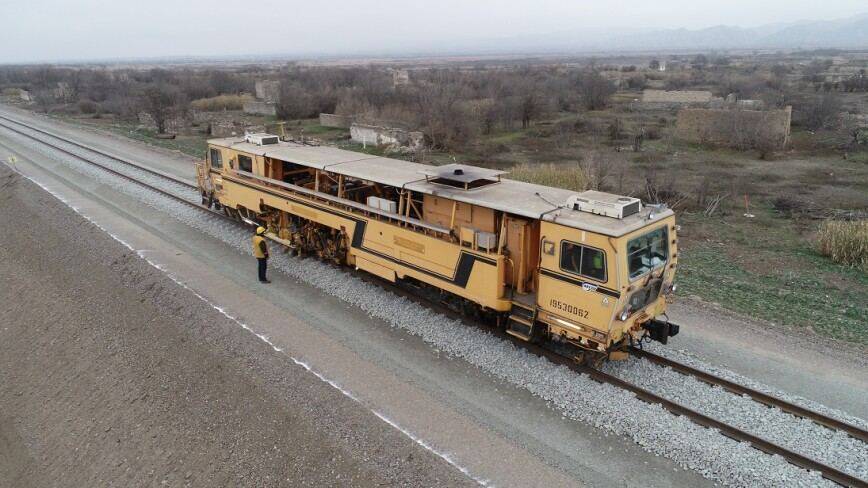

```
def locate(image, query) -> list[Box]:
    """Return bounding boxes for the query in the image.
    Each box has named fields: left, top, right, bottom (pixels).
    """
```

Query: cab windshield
left=627, top=226, right=668, bottom=279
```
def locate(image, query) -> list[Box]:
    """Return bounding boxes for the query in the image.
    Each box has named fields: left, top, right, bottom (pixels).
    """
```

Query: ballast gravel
left=604, top=356, right=868, bottom=480
left=5, top=124, right=863, bottom=487
left=639, top=342, right=868, bottom=431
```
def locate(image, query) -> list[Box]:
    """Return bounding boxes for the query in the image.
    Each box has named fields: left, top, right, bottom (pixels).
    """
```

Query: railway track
left=630, top=346, right=868, bottom=444
left=376, top=276, right=868, bottom=488
left=1, top=113, right=865, bottom=488
left=0, top=114, right=220, bottom=218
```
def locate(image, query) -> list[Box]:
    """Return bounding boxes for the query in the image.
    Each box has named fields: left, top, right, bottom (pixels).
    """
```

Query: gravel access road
left=0, top=165, right=477, bottom=487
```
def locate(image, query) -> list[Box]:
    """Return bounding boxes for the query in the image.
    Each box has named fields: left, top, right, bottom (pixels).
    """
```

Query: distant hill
left=597, top=14, right=868, bottom=51
left=460, top=13, right=868, bottom=54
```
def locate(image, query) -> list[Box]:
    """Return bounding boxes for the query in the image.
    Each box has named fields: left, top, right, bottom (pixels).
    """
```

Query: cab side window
left=238, top=155, right=253, bottom=173
left=581, top=247, right=606, bottom=281
left=209, top=148, right=223, bottom=169
left=560, top=242, right=582, bottom=275
left=560, top=241, right=607, bottom=283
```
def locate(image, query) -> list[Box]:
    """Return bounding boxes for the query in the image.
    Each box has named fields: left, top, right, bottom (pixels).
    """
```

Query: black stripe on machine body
left=351, top=219, right=366, bottom=248
left=538, top=268, right=621, bottom=298
left=221, top=174, right=496, bottom=287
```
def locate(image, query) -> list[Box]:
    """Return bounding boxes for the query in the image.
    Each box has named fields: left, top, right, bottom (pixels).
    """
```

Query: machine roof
left=209, top=137, right=672, bottom=236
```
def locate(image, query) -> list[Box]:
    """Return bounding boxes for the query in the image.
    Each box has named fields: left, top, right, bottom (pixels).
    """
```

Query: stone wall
left=675, top=106, right=792, bottom=149
left=392, top=69, right=410, bottom=87
left=642, top=90, right=723, bottom=107
left=319, top=113, right=355, bottom=128
left=243, top=101, right=277, bottom=116
left=136, top=112, right=187, bottom=133
left=350, top=123, right=423, bottom=150
left=254, top=80, right=281, bottom=102
left=642, top=89, right=714, bottom=104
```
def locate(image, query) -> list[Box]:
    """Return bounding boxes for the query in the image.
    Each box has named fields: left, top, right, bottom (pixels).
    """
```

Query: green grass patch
left=125, top=128, right=208, bottom=157
left=56, top=116, right=209, bottom=158
left=677, top=208, right=868, bottom=345
left=484, top=130, right=526, bottom=145
left=299, top=124, right=347, bottom=136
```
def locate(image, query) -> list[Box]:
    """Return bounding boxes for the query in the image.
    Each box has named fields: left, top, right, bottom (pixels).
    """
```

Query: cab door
left=504, top=216, right=539, bottom=294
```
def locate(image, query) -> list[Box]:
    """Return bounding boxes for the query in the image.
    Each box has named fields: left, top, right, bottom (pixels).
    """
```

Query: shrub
left=190, top=94, right=250, bottom=112
left=817, top=220, right=868, bottom=271
left=507, top=163, right=588, bottom=192
left=77, top=100, right=100, bottom=114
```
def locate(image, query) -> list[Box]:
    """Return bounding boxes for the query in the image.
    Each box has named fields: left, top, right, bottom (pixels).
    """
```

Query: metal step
left=510, top=302, right=536, bottom=321
left=506, top=315, right=534, bottom=341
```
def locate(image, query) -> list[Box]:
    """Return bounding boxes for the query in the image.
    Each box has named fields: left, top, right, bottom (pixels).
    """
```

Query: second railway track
left=630, top=346, right=868, bottom=443
left=1, top=113, right=865, bottom=487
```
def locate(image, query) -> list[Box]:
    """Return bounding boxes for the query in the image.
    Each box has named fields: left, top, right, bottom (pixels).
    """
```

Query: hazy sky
left=2, top=0, right=866, bottom=63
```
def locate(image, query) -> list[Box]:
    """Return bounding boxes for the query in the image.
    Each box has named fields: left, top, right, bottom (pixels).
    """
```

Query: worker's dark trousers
left=257, top=258, right=268, bottom=282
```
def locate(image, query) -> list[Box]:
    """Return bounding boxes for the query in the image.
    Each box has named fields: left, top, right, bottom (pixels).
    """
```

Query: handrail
left=226, top=169, right=453, bottom=236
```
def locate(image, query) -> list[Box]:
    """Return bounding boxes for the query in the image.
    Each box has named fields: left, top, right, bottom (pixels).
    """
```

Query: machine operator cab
left=530, top=191, right=678, bottom=358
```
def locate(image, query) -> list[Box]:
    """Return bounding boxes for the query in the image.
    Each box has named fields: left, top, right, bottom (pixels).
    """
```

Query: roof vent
left=566, top=191, right=642, bottom=219
left=419, top=163, right=506, bottom=190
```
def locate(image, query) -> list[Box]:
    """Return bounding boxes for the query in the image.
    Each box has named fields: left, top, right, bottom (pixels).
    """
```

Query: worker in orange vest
left=253, top=226, right=270, bottom=283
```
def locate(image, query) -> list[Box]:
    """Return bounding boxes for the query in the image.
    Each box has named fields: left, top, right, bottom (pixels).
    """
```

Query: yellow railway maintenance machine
left=196, top=133, right=680, bottom=364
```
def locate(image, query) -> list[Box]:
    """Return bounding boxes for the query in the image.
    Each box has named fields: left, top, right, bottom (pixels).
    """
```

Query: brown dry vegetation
left=508, top=163, right=588, bottom=192
left=190, top=94, right=252, bottom=112
left=817, top=220, right=868, bottom=271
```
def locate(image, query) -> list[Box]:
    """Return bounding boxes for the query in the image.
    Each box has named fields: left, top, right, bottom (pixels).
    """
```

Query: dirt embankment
left=0, top=165, right=473, bottom=487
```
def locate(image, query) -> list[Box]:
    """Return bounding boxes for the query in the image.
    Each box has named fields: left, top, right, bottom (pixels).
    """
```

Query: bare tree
left=276, top=83, right=314, bottom=120
left=517, top=82, right=544, bottom=129
left=33, top=89, right=54, bottom=113
left=802, top=92, right=842, bottom=131
left=140, top=84, right=180, bottom=134
left=574, top=70, right=615, bottom=111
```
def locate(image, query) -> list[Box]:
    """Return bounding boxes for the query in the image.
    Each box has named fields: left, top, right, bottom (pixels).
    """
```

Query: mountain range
left=440, top=13, right=868, bottom=55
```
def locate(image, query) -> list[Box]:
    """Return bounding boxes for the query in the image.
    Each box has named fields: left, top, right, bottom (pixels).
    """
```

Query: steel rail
left=359, top=278, right=867, bottom=487
left=0, top=113, right=197, bottom=190
left=0, top=118, right=212, bottom=216
left=2, top=114, right=864, bottom=487
left=629, top=345, right=868, bottom=443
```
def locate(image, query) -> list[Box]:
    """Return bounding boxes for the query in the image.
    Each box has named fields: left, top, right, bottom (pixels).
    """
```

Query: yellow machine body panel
left=197, top=136, right=680, bottom=355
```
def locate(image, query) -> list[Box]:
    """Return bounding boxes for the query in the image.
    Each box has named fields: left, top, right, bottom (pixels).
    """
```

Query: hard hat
left=256, top=226, right=266, bottom=235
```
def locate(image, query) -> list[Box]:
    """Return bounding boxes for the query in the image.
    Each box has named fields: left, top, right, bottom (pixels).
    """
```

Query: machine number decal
left=550, top=299, right=589, bottom=319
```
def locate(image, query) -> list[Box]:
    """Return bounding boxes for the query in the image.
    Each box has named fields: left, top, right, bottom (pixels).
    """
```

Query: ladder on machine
left=506, top=296, right=538, bottom=342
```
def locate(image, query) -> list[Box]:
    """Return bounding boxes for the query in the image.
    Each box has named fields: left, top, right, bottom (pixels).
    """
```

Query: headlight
left=663, top=282, right=677, bottom=295
left=618, top=310, right=630, bottom=321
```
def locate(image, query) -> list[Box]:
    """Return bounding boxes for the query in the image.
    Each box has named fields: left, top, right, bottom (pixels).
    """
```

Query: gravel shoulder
left=668, top=298, right=868, bottom=419
left=0, top=165, right=474, bottom=487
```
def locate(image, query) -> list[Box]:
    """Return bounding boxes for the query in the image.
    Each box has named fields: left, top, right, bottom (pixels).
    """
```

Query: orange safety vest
left=252, top=235, right=268, bottom=259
